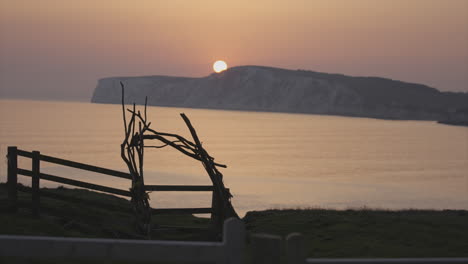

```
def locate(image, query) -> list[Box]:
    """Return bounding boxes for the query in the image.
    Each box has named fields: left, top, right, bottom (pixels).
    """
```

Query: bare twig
left=119, top=83, right=237, bottom=236
left=120, top=82, right=127, bottom=136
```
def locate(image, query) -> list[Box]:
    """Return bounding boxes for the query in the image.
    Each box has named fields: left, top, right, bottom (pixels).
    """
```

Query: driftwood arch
left=119, top=82, right=238, bottom=236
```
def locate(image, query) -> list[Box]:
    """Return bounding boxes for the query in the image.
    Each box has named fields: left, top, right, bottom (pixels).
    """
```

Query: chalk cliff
left=91, top=66, right=468, bottom=120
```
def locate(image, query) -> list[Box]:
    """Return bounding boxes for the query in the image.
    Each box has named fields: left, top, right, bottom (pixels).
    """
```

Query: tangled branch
left=120, top=81, right=238, bottom=236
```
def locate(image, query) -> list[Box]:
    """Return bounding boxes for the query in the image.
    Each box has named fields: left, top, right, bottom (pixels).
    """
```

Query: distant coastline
left=437, top=120, right=468, bottom=127
left=91, top=66, right=468, bottom=124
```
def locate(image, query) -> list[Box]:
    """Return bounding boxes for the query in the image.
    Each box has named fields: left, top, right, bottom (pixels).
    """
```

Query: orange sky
left=1, top=0, right=467, bottom=100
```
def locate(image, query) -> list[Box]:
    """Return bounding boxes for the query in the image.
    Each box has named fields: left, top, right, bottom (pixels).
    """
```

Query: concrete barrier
left=0, top=217, right=244, bottom=264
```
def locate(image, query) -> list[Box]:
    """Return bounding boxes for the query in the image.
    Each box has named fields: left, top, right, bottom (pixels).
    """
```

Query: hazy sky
left=1, top=0, right=467, bottom=101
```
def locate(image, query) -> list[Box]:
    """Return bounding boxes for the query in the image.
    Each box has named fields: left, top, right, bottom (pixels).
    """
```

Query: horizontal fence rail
left=7, top=146, right=219, bottom=219
left=17, top=149, right=132, bottom=180
left=152, top=208, right=213, bottom=214
left=0, top=218, right=245, bottom=264
left=17, top=168, right=132, bottom=197
left=144, top=185, right=214, bottom=191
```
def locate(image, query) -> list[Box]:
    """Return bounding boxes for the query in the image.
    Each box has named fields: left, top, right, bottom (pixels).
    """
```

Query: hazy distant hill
left=91, top=66, right=468, bottom=120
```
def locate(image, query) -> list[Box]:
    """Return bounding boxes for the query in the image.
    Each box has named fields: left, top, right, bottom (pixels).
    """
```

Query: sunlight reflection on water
left=1, top=99, right=467, bottom=216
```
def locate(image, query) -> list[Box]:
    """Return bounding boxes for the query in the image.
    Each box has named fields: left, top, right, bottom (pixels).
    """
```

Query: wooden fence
left=0, top=217, right=245, bottom=264
left=6, top=146, right=216, bottom=217
left=7, top=146, right=468, bottom=263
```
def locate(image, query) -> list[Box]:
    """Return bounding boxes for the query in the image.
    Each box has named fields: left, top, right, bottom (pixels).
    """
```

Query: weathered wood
left=16, top=149, right=32, bottom=158
left=17, top=169, right=132, bottom=197
left=31, top=151, right=40, bottom=216
left=119, top=85, right=237, bottom=234
left=7, top=146, right=18, bottom=212
left=152, top=208, right=212, bottom=214
left=211, top=190, right=222, bottom=228
left=17, top=149, right=131, bottom=180
left=141, top=134, right=227, bottom=168
left=180, top=113, right=239, bottom=229
left=121, top=85, right=152, bottom=236
left=144, top=185, right=214, bottom=191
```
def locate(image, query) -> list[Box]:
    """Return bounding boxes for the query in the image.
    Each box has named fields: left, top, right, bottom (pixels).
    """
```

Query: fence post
left=286, top=233, right=306, bottom=264
left=251, top=233, right=283, bottom=264
left=7, top=146, right=18, bottom=212
left=211, top=190, right=222, bottom=231
left=223, top=218, right=245, bottom=264
left=32, top=151, right=40, bottom=216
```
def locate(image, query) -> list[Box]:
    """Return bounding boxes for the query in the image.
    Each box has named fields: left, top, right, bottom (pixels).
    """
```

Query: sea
left=1, top=99, right=467, bottom=216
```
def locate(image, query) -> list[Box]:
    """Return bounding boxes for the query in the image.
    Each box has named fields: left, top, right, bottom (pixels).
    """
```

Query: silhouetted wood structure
left=6, top=146, right=133, bottom=215
left=6, top=85, right=238, bottom=236
left=6, top=146, right=236, bottom=231
left=5, top=83, right=238, bottom=236
left=119, top=82, right=238, bottom=235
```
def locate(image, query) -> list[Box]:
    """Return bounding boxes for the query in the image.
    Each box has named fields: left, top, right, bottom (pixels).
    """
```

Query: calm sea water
left=1, top=99, right=467, bottom=216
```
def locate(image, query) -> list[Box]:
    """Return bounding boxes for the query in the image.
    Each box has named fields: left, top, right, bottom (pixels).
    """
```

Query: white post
left=286, top=233, right=306, bottom=264
left=251, top=233, right=283, bottom=264
left=223, top=218, right=245, bottom=264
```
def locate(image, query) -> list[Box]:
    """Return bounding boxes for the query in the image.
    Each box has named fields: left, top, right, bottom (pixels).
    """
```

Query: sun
left=213, top=60, right=228, bottom=73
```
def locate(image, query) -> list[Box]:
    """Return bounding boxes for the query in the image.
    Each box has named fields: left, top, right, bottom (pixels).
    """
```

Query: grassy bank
left=244, top=209, right=468, bottom=258
left=0, top=183, right=211, bottom=241
left=1, top=183, right=468, bottom=259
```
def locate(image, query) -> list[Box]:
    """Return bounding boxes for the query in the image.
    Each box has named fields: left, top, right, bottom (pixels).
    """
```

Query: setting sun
left=213, top=60, right=228, bottom=73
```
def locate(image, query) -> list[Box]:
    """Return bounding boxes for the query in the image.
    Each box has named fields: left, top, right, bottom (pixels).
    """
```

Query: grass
left=1, top=183, right=468, bottom=262
left=244, top=208, right=468, bottom=258
left=0, top=183, right=212, bottom=241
